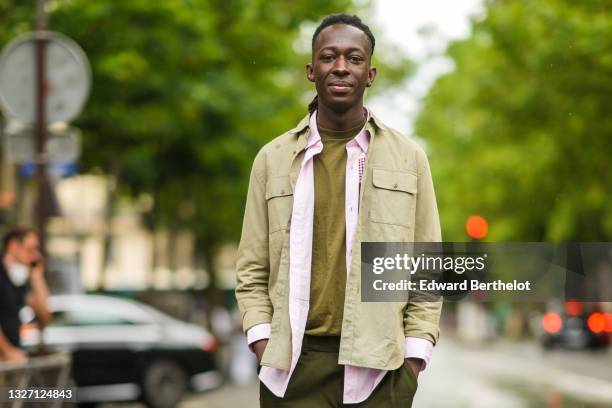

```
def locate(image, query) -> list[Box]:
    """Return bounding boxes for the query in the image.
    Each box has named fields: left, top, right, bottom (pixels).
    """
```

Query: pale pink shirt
left=247, top=110, right=433, bottom=404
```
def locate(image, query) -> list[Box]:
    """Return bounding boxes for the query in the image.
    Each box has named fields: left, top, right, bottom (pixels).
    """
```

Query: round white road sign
left=0, top=31, right=91, bottom=124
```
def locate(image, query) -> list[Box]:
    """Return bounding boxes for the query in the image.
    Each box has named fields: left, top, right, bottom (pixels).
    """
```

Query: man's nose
left=332, top=57, right=349, bottom=76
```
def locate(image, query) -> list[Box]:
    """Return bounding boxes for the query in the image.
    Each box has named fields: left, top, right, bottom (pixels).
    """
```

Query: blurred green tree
left=0, top=1, right=410, bottom=288
left=416, top=0, right=612, bottom=241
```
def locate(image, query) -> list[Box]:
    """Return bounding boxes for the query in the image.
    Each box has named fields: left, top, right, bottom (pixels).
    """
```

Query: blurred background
left=0, top=0, right=611, bottom=407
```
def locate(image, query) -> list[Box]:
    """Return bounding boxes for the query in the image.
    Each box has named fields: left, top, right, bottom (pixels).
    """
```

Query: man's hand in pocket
left=253, top=339, right=269, bottom=364
left=405, top=358, right=422, bottom=380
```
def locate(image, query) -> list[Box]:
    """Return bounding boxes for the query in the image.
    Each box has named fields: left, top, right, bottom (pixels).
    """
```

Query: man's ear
left=306, top=63, right=315, bottom=82
left=367, top=66, right=377, bottom=87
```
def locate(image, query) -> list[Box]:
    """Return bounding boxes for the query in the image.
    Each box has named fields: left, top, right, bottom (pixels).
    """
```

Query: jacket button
left=281, top=190, right=285, bottom=194
left=393, top=183, right=398, bottom=189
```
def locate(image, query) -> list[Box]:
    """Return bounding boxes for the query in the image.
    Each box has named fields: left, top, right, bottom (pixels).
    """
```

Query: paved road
left=102, top=337, right=612, bottom=408
left=413, top=338, right=612, bottom=408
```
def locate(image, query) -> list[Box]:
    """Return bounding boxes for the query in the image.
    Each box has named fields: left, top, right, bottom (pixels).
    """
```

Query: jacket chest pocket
left=266, top=176, right=293, bottom=233
left=368, top=168, right=417, bottom=228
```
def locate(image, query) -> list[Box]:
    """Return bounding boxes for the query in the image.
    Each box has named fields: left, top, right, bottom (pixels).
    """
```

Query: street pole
left=35, top=0, right=48, bottom=246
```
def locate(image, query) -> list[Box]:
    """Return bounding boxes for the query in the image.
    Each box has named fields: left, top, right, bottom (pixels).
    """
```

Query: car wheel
left=141, top=359, right=188, bottom=408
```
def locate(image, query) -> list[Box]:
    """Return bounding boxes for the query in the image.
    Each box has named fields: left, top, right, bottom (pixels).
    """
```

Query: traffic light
left=466, top=215, right=488, bottom=240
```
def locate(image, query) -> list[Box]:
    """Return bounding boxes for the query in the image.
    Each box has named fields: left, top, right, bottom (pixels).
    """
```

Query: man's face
left=307, top=24, right=376, bottom=113
left=10, top=233, right=41, bottom=266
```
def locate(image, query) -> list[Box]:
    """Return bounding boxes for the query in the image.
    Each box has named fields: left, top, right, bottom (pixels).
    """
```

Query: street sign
left=0, top=31, right=91, bottom=124
left=19, top=162, right=77, bottom=179
left=2, top=126, right=81, bottom=163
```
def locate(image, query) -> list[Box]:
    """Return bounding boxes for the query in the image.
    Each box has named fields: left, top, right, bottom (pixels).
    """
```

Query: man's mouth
left=328, top=81, right=352, bottom=93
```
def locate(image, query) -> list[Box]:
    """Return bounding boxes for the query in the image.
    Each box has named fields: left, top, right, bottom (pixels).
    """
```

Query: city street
left=102, top=336, right=612, bottom=408
left=1, top=2, right=610, bottom=408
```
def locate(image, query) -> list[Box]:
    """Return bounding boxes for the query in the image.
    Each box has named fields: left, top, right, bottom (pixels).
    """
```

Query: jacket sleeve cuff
left=246, top=323, right=271, bottom=351
left=241, top=307, right=273, bottom=334
left=404, top=337, right=434, bottom=371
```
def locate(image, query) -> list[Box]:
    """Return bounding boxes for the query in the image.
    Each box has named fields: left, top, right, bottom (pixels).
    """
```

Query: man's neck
left=316, top=102, right=365, bottom=131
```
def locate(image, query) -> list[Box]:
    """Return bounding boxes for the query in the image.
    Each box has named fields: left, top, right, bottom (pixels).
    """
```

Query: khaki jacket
left=235, top=112, right=442, bottom=371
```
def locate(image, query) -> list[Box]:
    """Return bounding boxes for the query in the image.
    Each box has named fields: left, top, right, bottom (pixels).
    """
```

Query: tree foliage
left=416, top=0, right=612, bottom=241
left=1, top=1, right=410, bottom=264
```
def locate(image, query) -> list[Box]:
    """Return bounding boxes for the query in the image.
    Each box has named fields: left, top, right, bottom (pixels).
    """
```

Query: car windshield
left=49, top=296, right=179, bottom=326
left=50, top=309, right=133, bottom=327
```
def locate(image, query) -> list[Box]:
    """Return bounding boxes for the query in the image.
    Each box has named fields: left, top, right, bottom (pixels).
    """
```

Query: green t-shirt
left=306, top=119, right=365, bottom=336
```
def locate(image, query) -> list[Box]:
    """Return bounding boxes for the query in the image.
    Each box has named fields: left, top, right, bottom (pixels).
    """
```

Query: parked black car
left=20, top=294, right=221, bottom=408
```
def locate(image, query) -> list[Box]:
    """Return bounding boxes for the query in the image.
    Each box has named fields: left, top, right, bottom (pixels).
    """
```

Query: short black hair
left=2, top=226, right=36, bottom=253
left=311, top=13, right=375, bottom=56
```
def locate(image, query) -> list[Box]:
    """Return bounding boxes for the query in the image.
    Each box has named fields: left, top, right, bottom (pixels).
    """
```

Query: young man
left=236, top=14, right=442, bottom=407
left=0, top=227, right=51, bottom=362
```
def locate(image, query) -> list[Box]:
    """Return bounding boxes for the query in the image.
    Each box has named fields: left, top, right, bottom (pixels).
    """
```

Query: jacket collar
left=290, top=107, right=385, bottom=153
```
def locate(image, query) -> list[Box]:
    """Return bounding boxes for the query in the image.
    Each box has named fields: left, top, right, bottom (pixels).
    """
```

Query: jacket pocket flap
left=372, top=169, right=417, bottom=194
left=265, top=176, right=293, bottom=200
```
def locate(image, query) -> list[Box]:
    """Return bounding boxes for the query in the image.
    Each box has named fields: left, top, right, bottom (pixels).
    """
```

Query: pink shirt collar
left=306, top=108, right=371, bottom=152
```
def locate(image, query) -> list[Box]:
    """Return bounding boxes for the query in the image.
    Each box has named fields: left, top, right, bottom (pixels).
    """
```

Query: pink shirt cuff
left=246, top=323, right=271, bottom=351
left=404, top=337, right=434, bottom=371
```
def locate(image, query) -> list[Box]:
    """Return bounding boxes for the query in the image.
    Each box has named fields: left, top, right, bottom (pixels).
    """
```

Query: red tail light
left=542, top=312, right=562, bottom=334
left=564, top=300, right=582, bottom=316
left=605, top=313, right=612, bottom=333
left=587, top=313, right=605, bottom=333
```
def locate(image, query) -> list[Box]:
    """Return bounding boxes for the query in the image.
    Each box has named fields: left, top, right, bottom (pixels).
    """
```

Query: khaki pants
left=259, top=335, right=418, bottom=408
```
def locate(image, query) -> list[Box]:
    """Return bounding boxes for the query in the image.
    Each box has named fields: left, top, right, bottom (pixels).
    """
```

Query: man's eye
left=349, top=56, right=364, bottom=63
left=321, top=55, right=334, bottom=62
